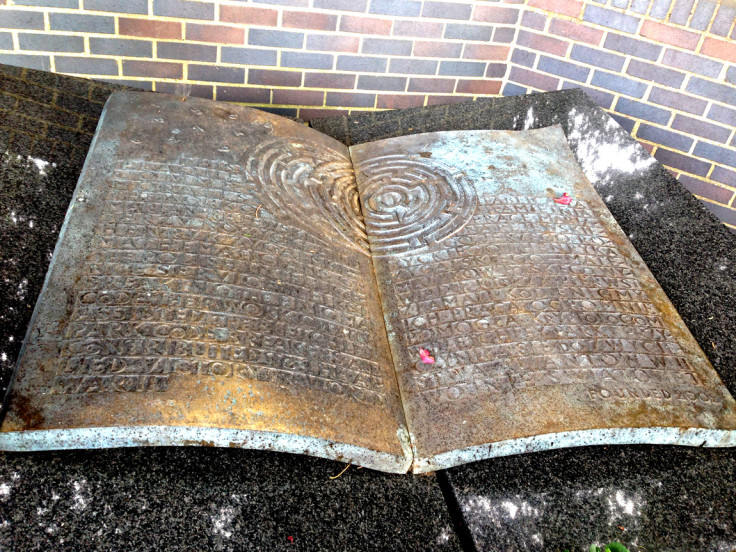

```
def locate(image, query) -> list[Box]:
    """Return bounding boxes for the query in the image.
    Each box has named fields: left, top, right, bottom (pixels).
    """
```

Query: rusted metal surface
left=350, top=127, right=736, bottom=473
left=0, top=92, right=411, bottom=473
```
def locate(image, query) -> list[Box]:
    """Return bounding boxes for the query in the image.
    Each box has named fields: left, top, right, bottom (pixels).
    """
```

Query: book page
left=350, top=127, right=736, bottom=473
left=0, top=92, right=410, bottom=473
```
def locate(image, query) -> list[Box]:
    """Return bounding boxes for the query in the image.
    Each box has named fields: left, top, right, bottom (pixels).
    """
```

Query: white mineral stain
left=462, top=494, right=542, bottom=527
left=436, top=526, right=453, bottom=545
left=523, top=107, right=536, bottom=130
left=566, top=108, right=655, bottom=186
left=70, top=479, right=90, bottom=511
left=211, top=494, right=246, bottom=539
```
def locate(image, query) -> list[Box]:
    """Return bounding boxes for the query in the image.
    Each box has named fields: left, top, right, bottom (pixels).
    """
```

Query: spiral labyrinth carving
left=245, top=138, right=370, bottom=255
left=355, top=154, right=478, bottom=256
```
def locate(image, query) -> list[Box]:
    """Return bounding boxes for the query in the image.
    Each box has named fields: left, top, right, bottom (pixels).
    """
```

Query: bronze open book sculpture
left=1, top=92, right=734, bottom=473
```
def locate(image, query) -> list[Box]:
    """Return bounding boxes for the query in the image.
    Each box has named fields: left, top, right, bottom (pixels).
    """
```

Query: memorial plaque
left=350, top=127, right=736, bottom=472
left=1, top=92, right=735, bottom=473
left=0, top=92, right=411, bottom=473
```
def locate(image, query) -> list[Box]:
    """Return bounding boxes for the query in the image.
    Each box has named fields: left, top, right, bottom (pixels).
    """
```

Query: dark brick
left=444, top=23, right=493, bottom=41
left=221, top=47, right=276, bottom=66
left=19, top=33, right=83, bottom=52
left=376, top=94, right=425, bottom=109
left=711, top=166, right=736, bottom=187
left=155, top=82, right=213, bottom=99
left=511, top=48, right=536, bottom=68
left=486, top=63, right=506, bottom=78
left=260, top=106, right=298, bottom=117
left=422, top=1, right=472, bottom=20
left=670, top=0, right=696, bottom=24
left=474, top=5, right=519, bottom=24
left=517, top=30, right=568, bottom=57
left=711, top=4, right=736, bottom=36
left=549, top=18, right=602, bottom=45
left=662, top=49, right=722, bottom=79
left=55, top=56, right=118, bottom=75
left=158, top=42, right=216, bottom=62
left=299, top=108, right=349, bottom=120
left=313, top=0, right=368, bottom=11
left=626, top=59, right=685, bottom=88
left=438, top=61, right=485, bottom=77
left=154, top=0, right=213, bottom=20
left=701, top=201, right=736, bottom=226
left=693, top=142, right=736, bottom=168
left=220, top=5, right=279, bottom=26
left=456, top=79, right=501, bottom=95
left=13, top=0, right=77, bottom=6
left=0, top=10, right=44, bottom=29
left=687, top=78, right=736, bottom=108
left=326, top=91, right=375, bottom=108
left=90, top=37, right=152, bottom=58
left=609, top=113, right=636, bottom=133
left=393, top=20, right=443, bottom=38
left=189, top=64, right=244, bottom=84
left=671, top=114, right=731, bottom=143
left=281, top=51, right=333, bottom=70
left=561, top=82, right=614, bottom=108
left=408, top=77, right=455, bottom=93
left=251, top=0, right=308, bottom=5
left=615, top=97, right=671, bottom=125
left=357, top=75, right=407, bottom=91
left=520, top=10, right=546, bottom=29
left=84, top=0, right=147, bottom=14
left=493, top=27, right=516, bottom=43
left=503, top=82, right=527, bottom=96
left=426, top=94, right=470, bottom=105
left=389, top=58, right=438, bottom=75
left=583, top=5, right=640, bottom=33
left=0, top=32, right=12, bottom=50
left=463, top=44, right=509, bottom=60
left=0, top=71, right=55, bottom=104
left=282, top=11, right=336, bottom=30
left=217, top=86, right=270, bottom=104
left=369, top=0, right=421, bottom=17
left=654, top=148, right=710, bottom=175
left=510, top=66, right=559, bottom=90
left=538, top=56, right=589, bottom=82
left=249, top=29, right=303, bottom=48
left=123, top=60, right=182, bottom=79
left=362, top=38, right=412, bottom=56
left=304, top=72, right=355, bottom=89
left=188, top=23, right=244, bottom=44
left=707, top=104, right=736, bottom=127
left=678, top=174, right=735, bottom=204
left=689, top=0, right=716, bottom=30
left=649, top=87, right=707, bottom=115
left=603, top=33, right=661, bottom=60
left=272, top=89, right=324, bottom=106
left=649, top=0, right=671, bottom=18
left=248, top=68, right=301, bottom=87
left=307, top=34, right=359, bottom=52
left=570, top=44, right=625, bottom=71
left=727, top=66, right=736, bottom=85
left=637, top=124, right=693, bottom=152
left=590, top=71, right=647, bottom=98
left=629, top=0, right=650, bottom=13
left=336, top=55, right=386, bottom=72
left=49, top=13, right=114, bottom=33
left=120, top=18, right=181, bottom=39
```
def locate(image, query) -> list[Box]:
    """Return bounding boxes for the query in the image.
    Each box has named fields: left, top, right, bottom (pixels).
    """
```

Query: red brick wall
left=0, top=0, right=735, bottom=230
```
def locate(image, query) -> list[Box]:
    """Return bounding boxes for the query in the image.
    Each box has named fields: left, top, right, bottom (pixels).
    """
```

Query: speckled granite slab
left=313, top=89, right=736, bottom=551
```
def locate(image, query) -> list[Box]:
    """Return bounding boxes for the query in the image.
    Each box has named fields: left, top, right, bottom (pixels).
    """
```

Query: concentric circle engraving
left=356, top=154, right=477, bottom=255
left=245, top=138, right=369, bottom=255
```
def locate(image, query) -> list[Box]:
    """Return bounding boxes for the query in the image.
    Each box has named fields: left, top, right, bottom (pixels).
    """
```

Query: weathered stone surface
left=314, top=88, right=736, bottom=550
left=0, top=64, right=459, bottom=551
